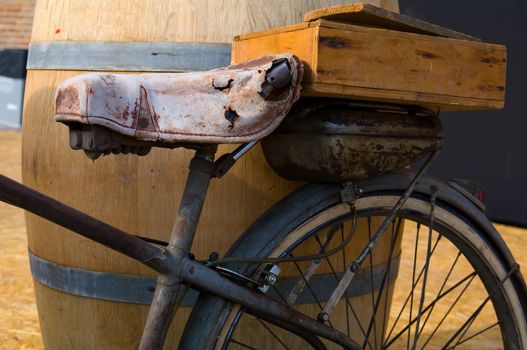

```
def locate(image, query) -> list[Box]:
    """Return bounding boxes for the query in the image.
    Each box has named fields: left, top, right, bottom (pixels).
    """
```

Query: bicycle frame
left=0, top=146, right=361, bottom=350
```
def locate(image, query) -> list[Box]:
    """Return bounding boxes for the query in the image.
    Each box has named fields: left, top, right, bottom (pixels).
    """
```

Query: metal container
left=262, top=99, right=443, bottom=182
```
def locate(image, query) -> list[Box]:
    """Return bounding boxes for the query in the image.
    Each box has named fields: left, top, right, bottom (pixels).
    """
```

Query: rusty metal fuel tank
left=262, top=99, right=443, bottom=182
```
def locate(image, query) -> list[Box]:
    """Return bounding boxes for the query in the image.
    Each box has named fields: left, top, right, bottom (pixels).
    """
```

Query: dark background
left=400, top=0, right=527, bottom=227
left=0, top=49, right=27, bottom=79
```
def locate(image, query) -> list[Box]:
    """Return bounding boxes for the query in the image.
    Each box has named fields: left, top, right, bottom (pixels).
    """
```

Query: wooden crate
left=233, top=19, right=506, bottom=111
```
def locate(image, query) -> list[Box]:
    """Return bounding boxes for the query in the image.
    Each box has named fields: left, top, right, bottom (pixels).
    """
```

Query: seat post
left=167, top=145, right=217, bottom=254
left=139, top=144, right=217, bottom=350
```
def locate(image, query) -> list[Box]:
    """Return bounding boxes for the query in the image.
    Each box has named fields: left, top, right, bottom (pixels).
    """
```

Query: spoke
left=421, top=275, right=476, bottom=349
left=292, top=259, right=325, bottom=312
left=407, top=222, right=421, bottom=349
left=254, top=317, right=291, bottom=350
left=421, top=266, right=476, bottom=349
left=418, top=252, right=465, bottom=349
left=380, top=218, right=402, bottom=346
left=341, top=224, right=351, bottom=338
left=363, top=217, right=402, bottom=349
left=422, top=275, right=476, bottom=349
left=314, top=235, right=373, bottom=350
left=418, top=275, right=476, bottom=350
left=411, top=189, right=436, bottom=350
left=366, top=217, right=378, bottom=350
left=451, top=316, right=479, bottom=350
left=441, top=265, right=519, bottom=350
left=230, top=338, right=258, bottom=350
left=453, top=321, right=499, bottom=347
left=286, top=228, right=339, bottom=305
left=384, top=272, right=477, bottom=348
left=384, top=229, right=442, bottom=342
left=441, top=297, right=490, bottom=350
left=291, top=256, right=336, bottom=329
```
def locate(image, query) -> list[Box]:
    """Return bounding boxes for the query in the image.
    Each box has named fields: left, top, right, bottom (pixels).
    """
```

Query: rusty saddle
left=55, top=54, right=303, bottom=156
left=54, top=53, right=442, bottom=182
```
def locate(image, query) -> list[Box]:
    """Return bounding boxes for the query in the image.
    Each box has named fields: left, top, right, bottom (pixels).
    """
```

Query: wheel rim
left=215, top=197, right=525, bottom=350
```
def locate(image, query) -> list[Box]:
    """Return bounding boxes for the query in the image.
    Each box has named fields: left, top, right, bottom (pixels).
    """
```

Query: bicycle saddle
left=55, top=54, right=303, bottom=159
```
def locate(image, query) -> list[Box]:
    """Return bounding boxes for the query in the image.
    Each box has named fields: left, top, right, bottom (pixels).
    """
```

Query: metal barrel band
left=28, top=251, right=180, bottom=305
left=29, top=251, right=399, bottom=305
left=27, top=41, right=232, bottom=72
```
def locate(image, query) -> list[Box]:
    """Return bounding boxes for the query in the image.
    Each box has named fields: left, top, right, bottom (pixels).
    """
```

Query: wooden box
left=233, top=17, right=506, bottom=111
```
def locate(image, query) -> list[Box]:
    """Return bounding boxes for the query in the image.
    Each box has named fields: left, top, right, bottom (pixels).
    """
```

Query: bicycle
left=1, top=52, right=526, bottom=349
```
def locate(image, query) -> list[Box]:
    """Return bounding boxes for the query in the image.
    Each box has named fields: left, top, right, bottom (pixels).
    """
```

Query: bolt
left=318, top=312, right=329, bottom=323
left=265, top=273, right=278, bottom=286
left=350, top=262, right=361, bottom=273
left=209, top=251, right=219, bottom=261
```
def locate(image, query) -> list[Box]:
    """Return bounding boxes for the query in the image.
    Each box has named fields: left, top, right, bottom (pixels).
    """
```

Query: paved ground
left=1, top=130, right=525, bottom=349
left=0, top=130, right=42, bottom=349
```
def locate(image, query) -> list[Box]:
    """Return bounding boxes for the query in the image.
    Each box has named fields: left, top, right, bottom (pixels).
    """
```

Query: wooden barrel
left=22, top=1, right=399, bottom=348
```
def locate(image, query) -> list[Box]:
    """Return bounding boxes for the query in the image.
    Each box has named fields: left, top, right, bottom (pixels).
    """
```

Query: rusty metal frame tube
left=178, top=257, right=361, bottom=350
left=139, top=148, right=216, bottom=350
left=0, top=173, right=174, bottom=274
left=166, top=149, right=216, bottom=253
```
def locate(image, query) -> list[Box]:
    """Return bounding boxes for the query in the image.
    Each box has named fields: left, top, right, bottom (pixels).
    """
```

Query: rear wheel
left=181, top=177, right=527, bottom=349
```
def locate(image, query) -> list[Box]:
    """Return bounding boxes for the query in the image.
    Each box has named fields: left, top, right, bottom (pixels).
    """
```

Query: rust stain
left=120, top=106, right=130, bottom=120
left=55, top=86, right=79, bottom=114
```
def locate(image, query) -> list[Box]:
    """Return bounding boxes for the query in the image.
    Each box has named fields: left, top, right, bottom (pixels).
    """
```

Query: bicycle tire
left=180, top=171, right=527, bottom=349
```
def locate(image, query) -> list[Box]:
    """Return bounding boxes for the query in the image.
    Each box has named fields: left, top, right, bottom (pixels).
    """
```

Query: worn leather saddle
left=55, top=54, right=303, bottom=159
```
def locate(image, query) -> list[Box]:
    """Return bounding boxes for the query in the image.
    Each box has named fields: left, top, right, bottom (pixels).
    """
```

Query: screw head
left=209, top=251, right=219, bottom=261
left=265, top=273, right=278, bottom=285
left=318, top=312, right=329, bottom=322
left=350, top=262, right=361, bottom=273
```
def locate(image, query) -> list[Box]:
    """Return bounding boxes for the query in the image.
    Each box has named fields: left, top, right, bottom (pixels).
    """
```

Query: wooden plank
left=303, top=83, right=503, bottom=111
left=314, top=25, right=505, bottom=108
left=305, top=3, right=480, bottom=41
left=234, top=22, right=313, bottom=41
